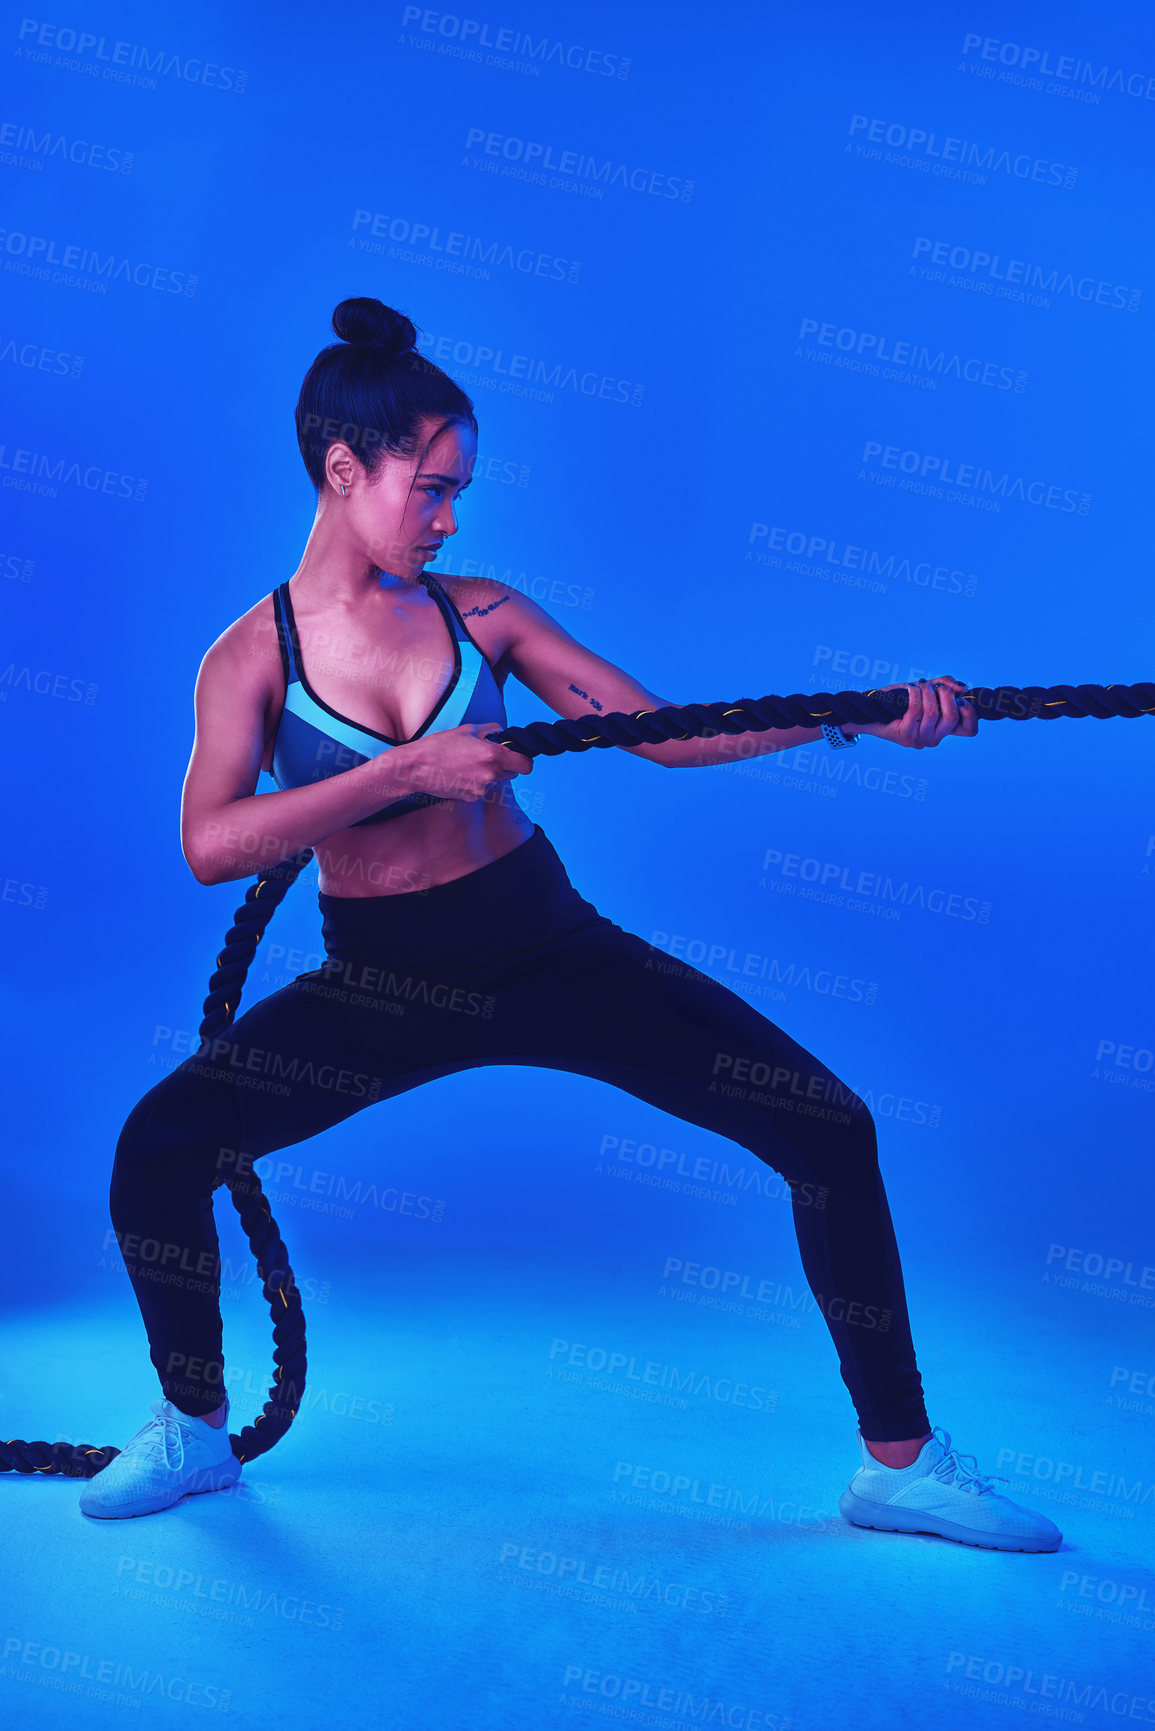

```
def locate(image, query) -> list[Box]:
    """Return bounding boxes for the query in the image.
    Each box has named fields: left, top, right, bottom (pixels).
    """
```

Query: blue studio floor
left=3, top=1240, right=1153, bottom=1730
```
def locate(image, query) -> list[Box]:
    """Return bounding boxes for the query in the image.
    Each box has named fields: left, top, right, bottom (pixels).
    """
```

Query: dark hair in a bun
left=330, top=296, right=416, bottom=354
left=295, top=296, right=475, bottom=492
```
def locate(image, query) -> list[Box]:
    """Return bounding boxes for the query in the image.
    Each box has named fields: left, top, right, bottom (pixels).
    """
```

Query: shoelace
left=929, top=1427, right=1009, bottom=1495
left=124, top=1403, right=194, bottom=1473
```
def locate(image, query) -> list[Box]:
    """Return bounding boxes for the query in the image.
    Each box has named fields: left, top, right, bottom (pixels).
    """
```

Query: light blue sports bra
left=269, top=573, right=507, bottom=826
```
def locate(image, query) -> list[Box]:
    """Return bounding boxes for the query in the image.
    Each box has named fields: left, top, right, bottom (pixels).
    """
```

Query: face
left=325, top=417, right=477, bottom=580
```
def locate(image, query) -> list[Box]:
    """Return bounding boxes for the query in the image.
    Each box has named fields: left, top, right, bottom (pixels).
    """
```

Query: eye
left=422, top=484, right=444, bottom=499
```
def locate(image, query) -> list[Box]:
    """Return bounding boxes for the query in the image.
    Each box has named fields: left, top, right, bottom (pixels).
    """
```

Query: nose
left=430, top=498, right=459, bottom=537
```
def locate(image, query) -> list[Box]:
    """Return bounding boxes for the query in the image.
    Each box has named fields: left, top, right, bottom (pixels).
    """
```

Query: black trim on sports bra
left=276, top=577, right=463, bottom=748
left=271, top=588, right=293, bottom=686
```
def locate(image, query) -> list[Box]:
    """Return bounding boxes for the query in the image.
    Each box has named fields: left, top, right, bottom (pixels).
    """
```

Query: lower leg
left=863, top=1432, right=932, bottom=1467
left=784, top=1108, right=931, bottom=1443
left=109, top=1079, right=236, bottom=1416
left=182, top=1399, right=227, bottom=1428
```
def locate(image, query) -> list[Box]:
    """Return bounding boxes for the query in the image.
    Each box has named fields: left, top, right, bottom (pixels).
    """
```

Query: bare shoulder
left=435, top=572, right=580, bottom=651
left=195, top=591, right=283, bottom=695
left=199, top=588, right=280, bottom=668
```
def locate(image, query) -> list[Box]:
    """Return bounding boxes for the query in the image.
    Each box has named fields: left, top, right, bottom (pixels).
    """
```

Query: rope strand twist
left=3, top=679, right=1149, bottom=1477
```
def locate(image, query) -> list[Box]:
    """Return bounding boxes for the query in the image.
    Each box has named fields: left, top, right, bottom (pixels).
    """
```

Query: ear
left=324, top=441, right=357, bottom=495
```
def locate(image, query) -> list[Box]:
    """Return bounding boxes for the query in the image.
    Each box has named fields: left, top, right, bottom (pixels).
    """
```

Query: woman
left=82, top=297, right=1060, bottom=1552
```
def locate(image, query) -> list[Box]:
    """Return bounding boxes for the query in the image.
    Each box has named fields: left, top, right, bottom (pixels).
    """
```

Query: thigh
left=476, top=922, right=870, bottom=1185
left=137, top=965, right=492, bottom=1166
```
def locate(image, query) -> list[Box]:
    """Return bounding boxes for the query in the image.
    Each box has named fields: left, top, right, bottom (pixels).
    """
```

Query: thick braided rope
left=195, top=846, right=315, bottom=1465
left=4, top=679, right=1150, bottom=1478
left=481, top=681, right=1155, bottom=758
left=0, top=848, right=315, bottom=1479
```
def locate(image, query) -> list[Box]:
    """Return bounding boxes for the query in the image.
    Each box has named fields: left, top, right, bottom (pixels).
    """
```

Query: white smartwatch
left=820, top=722, right=859, bottom=750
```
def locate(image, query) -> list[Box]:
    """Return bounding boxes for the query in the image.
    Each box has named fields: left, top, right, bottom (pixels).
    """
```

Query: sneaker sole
left=79, top=1458, right=242, bottom=1521
left=839, top=1488, right=1061, bottom=1552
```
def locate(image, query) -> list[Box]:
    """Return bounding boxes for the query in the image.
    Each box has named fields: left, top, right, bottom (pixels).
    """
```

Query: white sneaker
left=79, top=1397, right=241, bottom=1520
left=839, top=1425, right=1062, bottom=1552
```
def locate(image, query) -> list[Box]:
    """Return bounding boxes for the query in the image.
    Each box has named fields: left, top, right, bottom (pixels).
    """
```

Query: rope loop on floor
left=4, top=679, right=1149, bottom=1477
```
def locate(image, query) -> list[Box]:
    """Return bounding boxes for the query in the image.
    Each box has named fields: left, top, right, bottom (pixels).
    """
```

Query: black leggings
left=109, top=825, right=930, bottom=1442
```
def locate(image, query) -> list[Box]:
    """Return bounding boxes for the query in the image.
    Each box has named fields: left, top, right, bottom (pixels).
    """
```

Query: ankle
left=180, top=1401, right=227, bottom=1428
left=864, top=1431, right=932, bottom=1469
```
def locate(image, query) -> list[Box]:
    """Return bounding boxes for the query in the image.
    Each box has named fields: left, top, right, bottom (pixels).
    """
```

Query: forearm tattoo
left=569, top=681, right=604, bottom=712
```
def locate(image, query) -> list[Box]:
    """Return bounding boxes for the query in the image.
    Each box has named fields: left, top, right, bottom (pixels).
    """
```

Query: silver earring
left=340, top=484, right=347, bottom=496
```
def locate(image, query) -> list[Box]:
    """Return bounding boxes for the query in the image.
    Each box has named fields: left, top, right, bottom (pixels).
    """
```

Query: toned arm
left=493, top=588, right=828, bottom=768
left=178, top=619, right=445, bottom=885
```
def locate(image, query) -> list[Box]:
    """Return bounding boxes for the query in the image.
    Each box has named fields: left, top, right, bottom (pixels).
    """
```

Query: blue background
left=2, top=3, right=1153, bottom=1728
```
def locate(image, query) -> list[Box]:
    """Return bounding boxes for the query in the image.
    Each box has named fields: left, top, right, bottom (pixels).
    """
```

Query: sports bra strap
left=272, top=584, right=300, bottom=684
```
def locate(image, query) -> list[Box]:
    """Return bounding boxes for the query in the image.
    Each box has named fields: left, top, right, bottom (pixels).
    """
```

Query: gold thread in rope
left=278, top=1287, right=287, bottom=1308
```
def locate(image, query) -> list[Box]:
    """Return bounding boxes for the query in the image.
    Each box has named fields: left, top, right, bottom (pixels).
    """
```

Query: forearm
left=629, top=723, right=844, bottom=769
left=185, top=744, right=437, bottom=884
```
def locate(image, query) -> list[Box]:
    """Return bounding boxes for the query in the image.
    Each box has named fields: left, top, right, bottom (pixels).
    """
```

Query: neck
left=291, top=509, right=428, bottom=604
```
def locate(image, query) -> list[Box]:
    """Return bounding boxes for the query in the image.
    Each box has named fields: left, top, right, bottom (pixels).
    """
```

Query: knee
left=842, top=1091, right=878, bottom=1157
left=791, top=1087, right=880, bottom=1192
left=109, top=1067, right=242, bottom=1218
